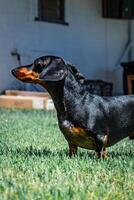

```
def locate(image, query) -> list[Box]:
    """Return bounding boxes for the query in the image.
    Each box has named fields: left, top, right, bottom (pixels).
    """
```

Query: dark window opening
left=36, top=0, right=68, bottom=25
left=102, top=0, right=134, bottom=19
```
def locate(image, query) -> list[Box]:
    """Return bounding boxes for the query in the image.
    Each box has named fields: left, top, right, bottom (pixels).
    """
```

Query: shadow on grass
left=109, top=150, right=134, bottom=158
left=2, top=145, right=134, bottom=159
left=10, top=146, right=95, bottom=159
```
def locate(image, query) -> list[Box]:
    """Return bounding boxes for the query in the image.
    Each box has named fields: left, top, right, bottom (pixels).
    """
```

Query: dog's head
left=12, top=56, right=68, bottom=84
left=12, top=55, right=85, bottom=86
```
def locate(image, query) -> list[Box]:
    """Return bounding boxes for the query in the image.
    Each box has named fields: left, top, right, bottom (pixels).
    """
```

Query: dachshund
left=12, top=55, right=134, bottom=158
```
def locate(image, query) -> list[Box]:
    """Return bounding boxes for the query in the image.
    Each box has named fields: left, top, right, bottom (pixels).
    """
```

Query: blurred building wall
left=0, top=0, right=131, bottom=94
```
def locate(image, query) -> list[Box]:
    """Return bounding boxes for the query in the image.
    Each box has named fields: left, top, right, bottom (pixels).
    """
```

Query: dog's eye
left=34, top=64, right=43, bottom=73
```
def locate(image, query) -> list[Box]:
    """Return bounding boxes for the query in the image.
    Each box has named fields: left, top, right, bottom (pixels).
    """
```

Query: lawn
left=0, top=108, right=134, bottom=200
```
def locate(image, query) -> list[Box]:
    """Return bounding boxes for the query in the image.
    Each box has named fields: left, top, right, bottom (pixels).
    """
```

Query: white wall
left=0, top=0, right=131, bottom=94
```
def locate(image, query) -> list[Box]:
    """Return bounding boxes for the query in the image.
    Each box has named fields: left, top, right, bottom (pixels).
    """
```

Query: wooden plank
left=0, top=95, right=33, bottom=109
left=46, top=99, right=55, bottom=110
left=5, top=90, right=50, bottom=98
left=0, top=91, right=55, bottom=110
left=0, top=95, right=55, bottom=110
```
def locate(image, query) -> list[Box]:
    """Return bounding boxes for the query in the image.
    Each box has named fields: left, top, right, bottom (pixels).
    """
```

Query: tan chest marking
left=70, top=127, right=87, bottom=136
left=67, top=126, right=96, bottom=150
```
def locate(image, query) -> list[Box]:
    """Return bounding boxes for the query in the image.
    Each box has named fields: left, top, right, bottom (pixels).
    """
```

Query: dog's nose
left=11, top=69, right=17, bottom=76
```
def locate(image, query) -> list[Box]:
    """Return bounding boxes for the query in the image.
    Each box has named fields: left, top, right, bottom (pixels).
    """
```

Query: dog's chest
left=60, top=120, right=96, bottom=150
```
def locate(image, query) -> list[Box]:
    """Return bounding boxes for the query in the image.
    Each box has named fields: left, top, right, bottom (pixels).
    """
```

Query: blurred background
left=0, top=0, right=134, bottom=95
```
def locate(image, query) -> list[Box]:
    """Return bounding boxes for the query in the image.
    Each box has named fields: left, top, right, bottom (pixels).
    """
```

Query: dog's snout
left=11, top=68, right=17, bottom=76
left=12, top=67, right=29, bottom=77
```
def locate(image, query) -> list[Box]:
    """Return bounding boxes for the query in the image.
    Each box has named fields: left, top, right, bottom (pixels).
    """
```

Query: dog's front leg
left=96, top=147, right=108, bottom=159
left=68, top=144, right=78, bottom=157
left=95, top=134, right=108, bottom=159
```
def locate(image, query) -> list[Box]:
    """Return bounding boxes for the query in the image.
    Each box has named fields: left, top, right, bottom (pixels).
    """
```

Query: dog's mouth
left=12, top=67, right=39, bottom=83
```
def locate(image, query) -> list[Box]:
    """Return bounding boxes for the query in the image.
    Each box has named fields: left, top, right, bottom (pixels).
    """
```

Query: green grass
left=0, top=108, right=134, bottom=200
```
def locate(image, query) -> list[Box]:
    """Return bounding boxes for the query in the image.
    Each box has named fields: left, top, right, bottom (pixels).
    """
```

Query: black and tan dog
left=12, top=55, right=134, bottom=158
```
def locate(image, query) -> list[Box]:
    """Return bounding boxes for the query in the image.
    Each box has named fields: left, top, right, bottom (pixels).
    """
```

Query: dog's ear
left=68, top=65, right=85, bottom=83
left=39, top=59, right=67, bottom=82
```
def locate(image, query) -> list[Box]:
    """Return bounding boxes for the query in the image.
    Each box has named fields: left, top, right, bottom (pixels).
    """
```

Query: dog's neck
left=42, top=80, right=65, bottom=115
left=41, top=71, right=84, bottom=118
left=63, top=71, right=84, bottom=109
